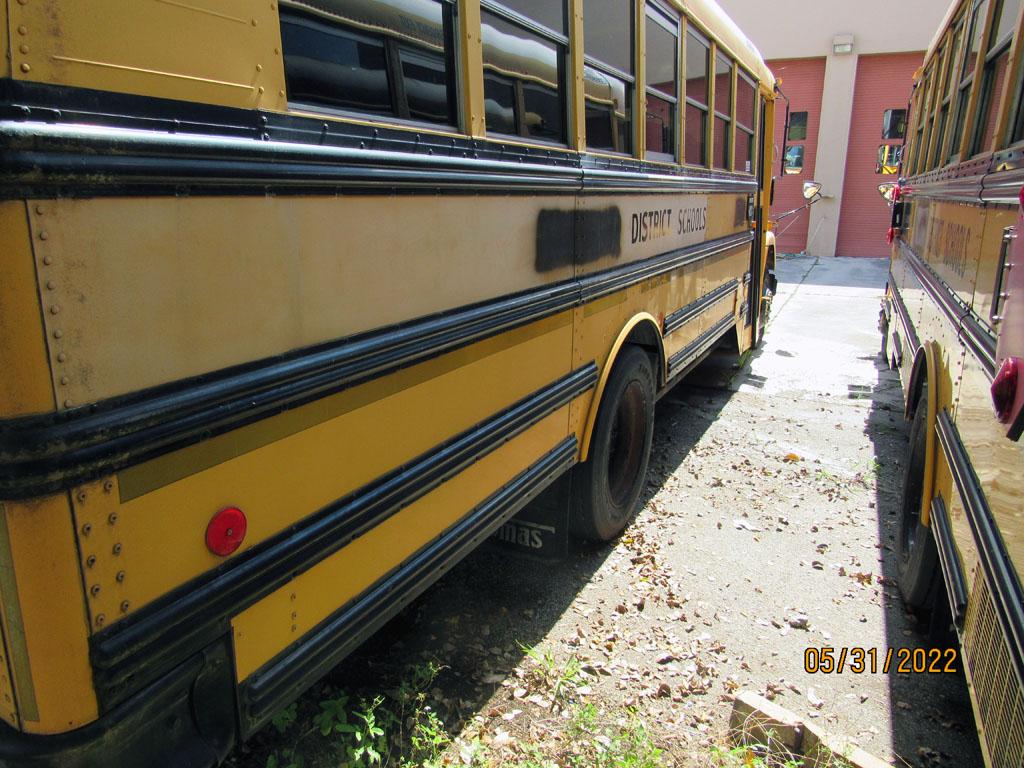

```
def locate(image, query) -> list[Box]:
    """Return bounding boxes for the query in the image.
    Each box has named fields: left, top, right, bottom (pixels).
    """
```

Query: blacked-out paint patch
left=535, top=207, right=622, bottom=272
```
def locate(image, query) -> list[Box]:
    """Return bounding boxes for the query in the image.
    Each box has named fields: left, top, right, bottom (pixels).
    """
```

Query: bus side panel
left=0, top=497, right=96, bottom=734
left=573, top=191, right=750, bottom=280
left=7, top=0, right=286, bottom=111
left=0, top=202, right=55, bottom=419
left=971, top=207, right=1016, bottom=323
left=919, top=200, right=984, bottom=312
left=1, top=0, right=10, bottom=79
left=71, top=314, right=575, bottom=630
left=954, top=348, right=1024, bottom=768
left=30, top=195, right=575, bottom=408
left=231, top=406, right=572, bottom=683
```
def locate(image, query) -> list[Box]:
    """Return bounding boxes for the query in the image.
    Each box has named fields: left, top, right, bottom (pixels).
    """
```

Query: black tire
left=755, top=267, right=776, bottom=348
left=570, top=346, right=656, bottom=542
left=897, top=390, right=940, bottom=619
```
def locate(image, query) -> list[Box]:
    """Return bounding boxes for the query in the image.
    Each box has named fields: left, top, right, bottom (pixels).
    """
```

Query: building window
left=583, top=0, right=634, bottom=154
left=787, top=111, right=808, bottom=141
left=481, top=1, right=568, bottom=144
left=876, top=144, right=902, bottom=173
left=882, top=109, right=907, bottom=139
left=645, top=7, right=679, bottom=160
left=684, top=29, right=710, bottom=165
left=783, top=144, right=804, bottom=174
left=735, top=72, right=757, bottom=173
left=280, top=0, right=458, bottom=127
left=712, top=52, right=733, bottom=170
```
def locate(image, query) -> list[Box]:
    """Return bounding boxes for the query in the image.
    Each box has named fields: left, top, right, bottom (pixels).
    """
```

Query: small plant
left=313, top=689, right=351, bottom=737
left=270, top=702, right=298, bottom=735
left=265, top=748, right=303, bottom=768
left=520, top=644, right=583, bottom=707
left=708, top=743, right=802, bottom=767
left=337, top=696, right=390, bottom=767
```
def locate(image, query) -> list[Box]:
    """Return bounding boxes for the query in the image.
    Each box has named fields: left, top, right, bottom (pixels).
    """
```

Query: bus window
left=929, top=23, right=963, bottom=167
left=280, top=0, right=457, bottom=127
left=481, top=5, right=567, bottom=144
left=713, top=52, right=733, bottom=170
left=645, top=8, right=679, bottom=160
left=583, top=0, right=634, bottom=153
left=736, top=71, right=758, bottom=173
left=972, top=0, right=1018, bottom=154
left=949, top=0, right=990, bottom=162
left=684, top=29, right=710, bottom=165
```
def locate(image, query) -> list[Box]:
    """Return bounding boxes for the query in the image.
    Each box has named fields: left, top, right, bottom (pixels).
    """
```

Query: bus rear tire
left=897, top=391, right=939, bottom=620
left=570, top=346, right=655, bottom=543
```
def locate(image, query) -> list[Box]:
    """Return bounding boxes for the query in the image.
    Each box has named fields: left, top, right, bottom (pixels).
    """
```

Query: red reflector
left=886, top=227, right=896, bottom=245
left=893, top=184, right=902, bottom=202
left=992, top=358, right=1020, bottom=423
left=206, top=507, right=247, bottom=556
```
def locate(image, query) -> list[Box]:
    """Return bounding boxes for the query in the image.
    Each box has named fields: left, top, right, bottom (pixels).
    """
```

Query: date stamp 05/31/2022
left=803, top=647, right=959, bottom=675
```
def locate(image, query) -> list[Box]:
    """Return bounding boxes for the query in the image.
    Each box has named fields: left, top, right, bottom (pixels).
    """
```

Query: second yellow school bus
left=0, top=0, right=775, bottom=763
left=883, top=1, right=1024, bottom=766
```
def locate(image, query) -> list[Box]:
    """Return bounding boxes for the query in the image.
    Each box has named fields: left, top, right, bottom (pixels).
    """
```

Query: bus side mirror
left=802, top=181, right=823, bottom=200
left=878, top=182, right=897, bottom=202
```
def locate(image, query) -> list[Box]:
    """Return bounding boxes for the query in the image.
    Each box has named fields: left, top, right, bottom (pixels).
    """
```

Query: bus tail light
left=991, top=357, right=1020, bottom=423
left=886, top=226, right=897, bottom=245
left=206, top=506, right=247, bottom=556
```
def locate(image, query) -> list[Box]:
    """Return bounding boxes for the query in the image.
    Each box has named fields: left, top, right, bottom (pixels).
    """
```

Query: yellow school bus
left=0, top=0, right=775, bottom=763
left=882, top=0, right=1024, bottom=766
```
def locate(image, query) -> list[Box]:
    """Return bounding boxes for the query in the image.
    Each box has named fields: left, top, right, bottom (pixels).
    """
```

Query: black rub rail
left=88, top=365, right=596, bottom=711
left=0, top=233, right=751, bottom=500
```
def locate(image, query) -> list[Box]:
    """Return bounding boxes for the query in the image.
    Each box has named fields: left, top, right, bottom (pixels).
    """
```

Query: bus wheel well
left=580, top=316, right=665, bottom=463
left=621, top=322, right=665, bottom=388
left=906, top=346, right=929, bottom=420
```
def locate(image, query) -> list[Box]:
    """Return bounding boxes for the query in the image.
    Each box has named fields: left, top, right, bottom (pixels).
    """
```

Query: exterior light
left=833, top=35, right=854, bottom=55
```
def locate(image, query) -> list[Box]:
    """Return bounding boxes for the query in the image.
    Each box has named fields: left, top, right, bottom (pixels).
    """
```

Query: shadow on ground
left=862, top=354, right=983, bottom=767
left=229, top=368, right=733, bottom=768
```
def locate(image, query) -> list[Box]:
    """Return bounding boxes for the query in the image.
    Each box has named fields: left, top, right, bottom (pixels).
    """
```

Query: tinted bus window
left=583, top=0, right=633, bottom=75
left=482, top=8, right=566, bottom=143
left=685, top=30, right=710, bottom=165
left=973, top=0, right=1017, bottom=154
left=713, top=53, right=733, bottom=170
left=583, top=0, right=635, bottom=153
left=280, top=0, right=457, bottom=127
left=736, top=72, right=757, bottom=173
left=645, top=10, right=679, bottom=159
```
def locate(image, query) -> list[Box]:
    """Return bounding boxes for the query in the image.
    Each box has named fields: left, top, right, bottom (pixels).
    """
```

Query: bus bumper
left=0, top=640, right=235, bottom=768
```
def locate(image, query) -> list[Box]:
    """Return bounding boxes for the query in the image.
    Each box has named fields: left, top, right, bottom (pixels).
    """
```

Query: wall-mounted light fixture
left=832, top=34, right=854, bottom=55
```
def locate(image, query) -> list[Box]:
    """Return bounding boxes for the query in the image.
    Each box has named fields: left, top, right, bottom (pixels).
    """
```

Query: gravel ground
left=231, top=255, right=984, bottom=768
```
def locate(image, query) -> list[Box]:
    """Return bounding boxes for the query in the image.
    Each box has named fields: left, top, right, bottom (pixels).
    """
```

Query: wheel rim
left=606, top=380, right=646, bottom=511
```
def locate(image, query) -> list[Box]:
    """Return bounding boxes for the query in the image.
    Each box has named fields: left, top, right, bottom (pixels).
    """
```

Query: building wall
left=770, top=57, right=827, bottom=254
left=717, top=0, right=948, bottom=257
left=836, top=52, right=924, bottom=257
left=714, top=0, right=946, bottom=61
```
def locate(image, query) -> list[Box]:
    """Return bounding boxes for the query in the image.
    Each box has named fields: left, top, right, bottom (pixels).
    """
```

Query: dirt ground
left=230, top=255, right=984, bottom=768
